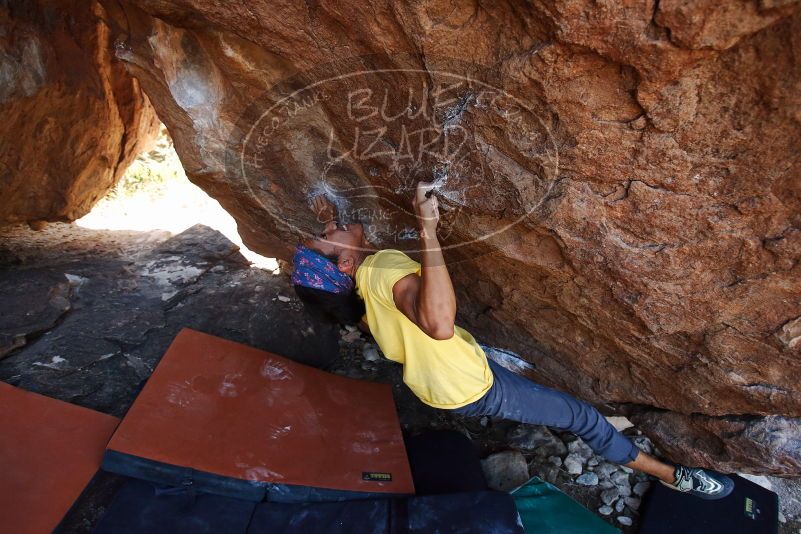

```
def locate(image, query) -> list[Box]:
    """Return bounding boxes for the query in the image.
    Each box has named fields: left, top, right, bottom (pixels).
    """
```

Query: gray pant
left=453, top=356, right=640, bottom=465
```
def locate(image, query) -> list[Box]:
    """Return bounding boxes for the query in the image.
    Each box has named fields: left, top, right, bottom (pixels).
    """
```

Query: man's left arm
left=392, top=182, right=456, bottom=340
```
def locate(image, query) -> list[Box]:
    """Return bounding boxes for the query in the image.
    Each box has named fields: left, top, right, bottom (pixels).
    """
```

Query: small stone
left=341, top=330, right=361, bottom=343
left=276, top=294, right=291, bottom=302
left=507, top=425, right=568, bottom=457
left=481, top=451, right=531, bottom=492
left=600, top=480, right=615, bottom=489
left=778, top=512, right=786, bottom=523
left=601, top=487, right=620, bottom=506
left=606, top=416, right=634, bottom=431
left=576, top=472, right=599, bottom=486
left=598, top=505, right=613, bottom=516
left=615, top=498, right=626, bottom=513
left=587, top=457, right=600, bottom=467
left=362, top=344, right=380, bottom=361
left=620, top=466, right=634, bottom=474
left=480, top=416, right=489, bottom=427
left=547, top=455, right=562, bottom=467
left=633, top=435, right=654, bottom=455
left=564, top=454, right=584, bottom=475
left=596, top=463, right=618, bottom=479
left=617, top=484, right=632, bottom=498
left=633, top=481, right=651, bottom=496
left=568, top=439, right=593, bottom=459
left=617, top=516, right=633, bottom=527
left=611, top=471, right=630, bottom=486
left=543, top=466, right=560, bottom=484
left=344, top=324, right=358, bottom=332
left=624, top=497, right=641, bottom=511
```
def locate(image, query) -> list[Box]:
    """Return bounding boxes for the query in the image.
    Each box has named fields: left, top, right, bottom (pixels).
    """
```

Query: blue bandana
left=291, top=245, right=354, bottom=294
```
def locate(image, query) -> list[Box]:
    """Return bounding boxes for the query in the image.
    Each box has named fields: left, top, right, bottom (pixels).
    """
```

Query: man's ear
left=337, top=255, right=353, bottom=275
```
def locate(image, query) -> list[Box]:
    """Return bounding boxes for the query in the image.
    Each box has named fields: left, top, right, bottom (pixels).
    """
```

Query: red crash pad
left=0, top=382, right=120, bottom=534
left=106, top=328, right=414, bottom=496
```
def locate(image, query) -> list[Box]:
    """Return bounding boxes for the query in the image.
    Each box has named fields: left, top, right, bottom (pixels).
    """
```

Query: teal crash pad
left=511, top=476, right=620, bottom=534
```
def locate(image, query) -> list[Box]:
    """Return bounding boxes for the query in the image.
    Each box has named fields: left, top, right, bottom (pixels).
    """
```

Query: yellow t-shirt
left=355, top=249, right=493, bottom=409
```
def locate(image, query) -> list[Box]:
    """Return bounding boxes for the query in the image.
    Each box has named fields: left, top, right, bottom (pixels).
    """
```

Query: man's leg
left=460, top=360, right=642, bottom=466
left=626, top=449, right=677, bottom=483
left=455, top=359, right=733, bottom=498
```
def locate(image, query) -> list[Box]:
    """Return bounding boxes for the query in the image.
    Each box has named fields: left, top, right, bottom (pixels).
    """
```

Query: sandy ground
left=76, top=128, right=278, bottom=271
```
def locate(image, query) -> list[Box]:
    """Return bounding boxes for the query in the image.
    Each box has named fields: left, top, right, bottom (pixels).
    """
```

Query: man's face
left=308, top=221, right=365, bottom=275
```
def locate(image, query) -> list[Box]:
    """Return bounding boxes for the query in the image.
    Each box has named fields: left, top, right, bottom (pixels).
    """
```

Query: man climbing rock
left=297, top=182, right=734, bottom=500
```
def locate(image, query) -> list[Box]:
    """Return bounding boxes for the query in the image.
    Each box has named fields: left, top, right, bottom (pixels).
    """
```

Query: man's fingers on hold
left=415, top=181, right=437, bottom=202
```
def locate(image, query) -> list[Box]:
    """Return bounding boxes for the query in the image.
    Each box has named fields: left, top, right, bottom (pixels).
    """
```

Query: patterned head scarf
left=291, top=244, right=354, bottom=294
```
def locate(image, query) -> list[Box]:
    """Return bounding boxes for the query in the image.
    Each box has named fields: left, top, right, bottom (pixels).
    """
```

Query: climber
left=291, top=195, right=366, bottom=326
left=294, top=183, right=734, bottom=501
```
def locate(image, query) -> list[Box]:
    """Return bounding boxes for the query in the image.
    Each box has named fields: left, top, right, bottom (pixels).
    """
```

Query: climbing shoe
left=661, top=465, right=734, bottom=500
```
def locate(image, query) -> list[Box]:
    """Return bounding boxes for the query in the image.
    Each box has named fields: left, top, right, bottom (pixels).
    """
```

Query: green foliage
left=106, top=152, right=182, bottom=200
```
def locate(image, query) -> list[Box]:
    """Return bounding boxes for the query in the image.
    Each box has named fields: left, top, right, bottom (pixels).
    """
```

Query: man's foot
left=661, top=465, right=734, bottom=500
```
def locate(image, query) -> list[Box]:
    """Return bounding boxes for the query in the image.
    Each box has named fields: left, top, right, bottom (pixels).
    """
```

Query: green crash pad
left=512, top=477, right=620, bottom=534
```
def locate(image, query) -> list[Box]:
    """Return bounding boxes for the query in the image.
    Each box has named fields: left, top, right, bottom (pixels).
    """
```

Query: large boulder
left=0, top=0, right=159, bottom=225
left=46, top=0, right=801, bottom=474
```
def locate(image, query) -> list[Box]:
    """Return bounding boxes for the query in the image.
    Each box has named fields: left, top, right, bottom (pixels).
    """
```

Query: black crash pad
left=639, top=473, right=778, bottom=534
left=92, top=479, right=523, bottom=534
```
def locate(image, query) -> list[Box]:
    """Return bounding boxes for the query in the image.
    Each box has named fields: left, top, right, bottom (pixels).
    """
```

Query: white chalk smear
left=32, top=355, right=68, bottom=370
left=218, top=374, right=240, bottom=397
left=482, top=346, right=536, bottom=373
left=352, top=443, right=380, bottom=454
left=245, top=467, right=284, bottom=481
left=166, top=383, right=191, bottom=408
left=266, top=425, right=292, bottom=440
left=260, top=360, right=290, bottom=380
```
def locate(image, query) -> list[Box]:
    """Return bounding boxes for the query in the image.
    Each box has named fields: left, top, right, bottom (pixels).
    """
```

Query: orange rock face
left=95, top=0, right=801, bottom=474
left=0, top=0, right=159, bottom=225
left=3, top=0, right=799, bottom=474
